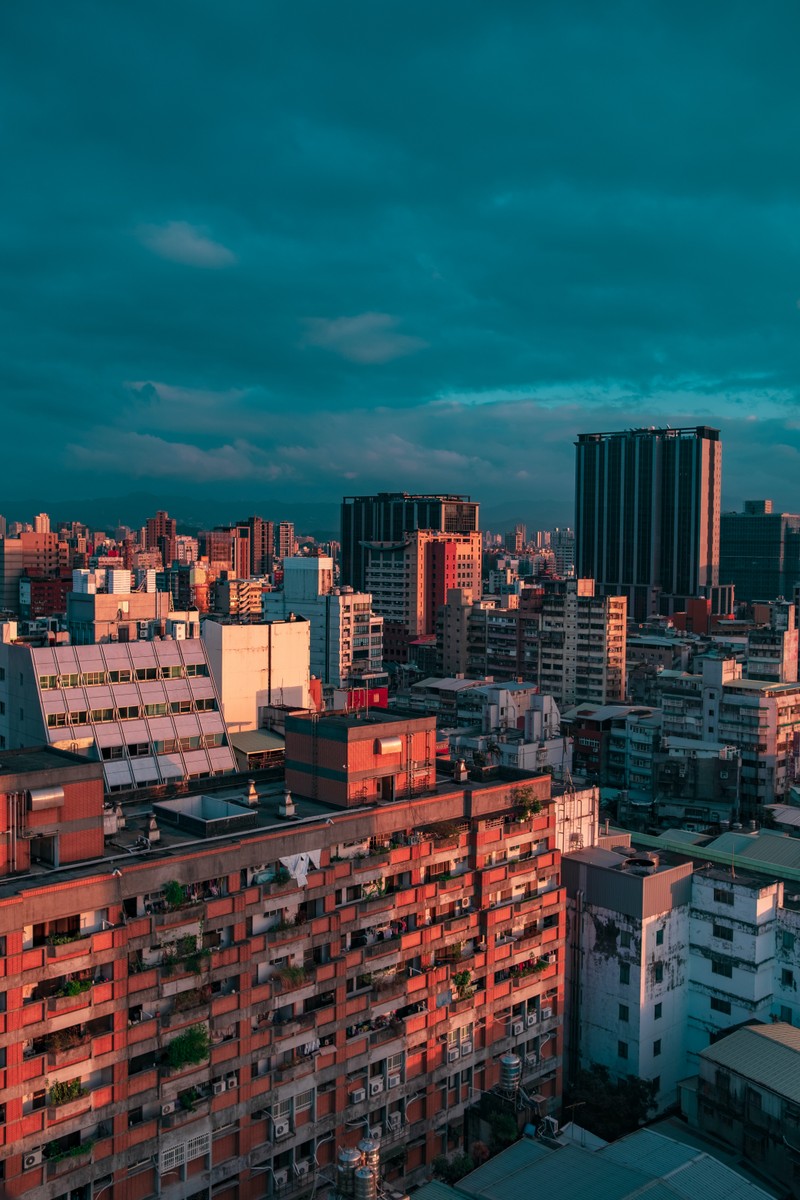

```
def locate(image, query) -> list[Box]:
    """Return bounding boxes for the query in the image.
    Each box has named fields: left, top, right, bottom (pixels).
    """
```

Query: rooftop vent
left=153, top=794, right=258, bottom=839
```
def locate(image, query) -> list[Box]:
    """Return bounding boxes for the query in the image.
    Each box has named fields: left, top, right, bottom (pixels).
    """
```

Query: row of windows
left=100, top=733, right=226, bottom=759
left=619, top=1039, right=661, bottom=1060
left=46, top=699, right=217, bottom=727
left=39, top=663, right=209, bottom=689
left=619, top=1001, right=662, bottom=1022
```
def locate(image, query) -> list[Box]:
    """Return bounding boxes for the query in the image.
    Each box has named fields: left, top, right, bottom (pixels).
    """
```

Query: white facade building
left=202, top=617, right=311, bottom=733
left=0, top=630, right=235, bottom=790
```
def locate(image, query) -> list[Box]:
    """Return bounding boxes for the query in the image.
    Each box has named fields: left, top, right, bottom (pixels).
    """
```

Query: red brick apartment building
left=0, top=713, right=565, bottom=1200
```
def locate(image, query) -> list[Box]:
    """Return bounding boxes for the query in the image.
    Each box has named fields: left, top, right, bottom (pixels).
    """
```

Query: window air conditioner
left=274, top=1119, right=291, bottom=1140
left=369, top=1078, right=384, bottom=1097
left=511, top=1020, right=524, bottom=1037
left=541, top=1006, right=553, bottom=1019
left=24, top=1150, right=43, bottom=1170
left=448, top=1045, right=460, bottom=1062
left=387, top=1112, right=402, bottom=1131
left=461, top=1039, right=473, bottom=1055
left=527, top=1012, right=538, bottom=1027
left=213, top=1080, right=227, bottom=1095
left=387, top=1073, right=401, bottom=1089
left=349, top=1087, right=366, bottom=1104
left=161, top=1101, right=176, bottom=1116
left=273, top=1168, right=289, bottom=1188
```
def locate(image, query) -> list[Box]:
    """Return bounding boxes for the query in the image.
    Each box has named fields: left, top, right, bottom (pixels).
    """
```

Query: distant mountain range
left=0, top=490, right=568, bottom=541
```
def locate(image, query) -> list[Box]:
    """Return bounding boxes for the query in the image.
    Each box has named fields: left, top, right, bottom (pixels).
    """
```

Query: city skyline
left=3, top=5, right=800, bottom=518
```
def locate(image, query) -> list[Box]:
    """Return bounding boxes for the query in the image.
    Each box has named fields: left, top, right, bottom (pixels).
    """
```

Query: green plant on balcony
left=163, top=880, right=186, bottom=910
left=274, top=866, right=291, bottom=885
left=48, top=1078, right=87, bottom=1107
left=508, top=959, right=546, bottom=979
left=48, top=1026, right=83, bottom=1053
left=513, top=786, right=541, bottom=821
left=48, top=929, right=83, bottom=946
left=179, top=1087, right=199, bottom=1111
left=44, top=1138, right=95, bottom=1163
left=57, top=977, right=92, bottom=998
left=452, top=970, right=474, bottom=1000
left=174, top=984, right=212, bottom=1012
left=278, top=964, right=308, bottom=987
left=165, top=1024, right=210, bottom=1070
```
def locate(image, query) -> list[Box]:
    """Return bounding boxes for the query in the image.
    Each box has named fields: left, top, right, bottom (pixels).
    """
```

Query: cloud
left=136, top=221, right=237, bottom=268
left=301, top=313, right=427, bottom=364
left=67, top=431, right=289, bottom=483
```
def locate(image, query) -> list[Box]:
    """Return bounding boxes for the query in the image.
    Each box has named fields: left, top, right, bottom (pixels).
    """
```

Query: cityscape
left=5, top=5, right=800, bottom=1200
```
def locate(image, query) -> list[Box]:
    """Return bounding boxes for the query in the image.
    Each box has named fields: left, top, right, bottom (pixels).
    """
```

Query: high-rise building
left=341, top=492, right=479, bottom=591
left=550, top=527, right=575, bottom=576
left=277, top=521, right=295, bottom=560
left=720, top=500, right=800, bottom=604
left=245, top=515, right=275, bottom=575
left=33, top=512, right=50, bottom=534
left=575, top=426, right=722, bottom=620
left=145, top=509, right=177, bottom=567
left=538, top=578, right=627, bottom=707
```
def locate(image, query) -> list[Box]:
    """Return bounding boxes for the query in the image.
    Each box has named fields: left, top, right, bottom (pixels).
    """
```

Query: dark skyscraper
left=575, top=426, right=722, bottom=621
left=341, top=492, right=479, bottom=590
left=720, top=500, right=800, bottom=603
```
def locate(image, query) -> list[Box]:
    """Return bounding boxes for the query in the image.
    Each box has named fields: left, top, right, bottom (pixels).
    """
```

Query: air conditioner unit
left=213, top=1080, right=227, bottom=1095
left=369, top=1078, right=384, bottom=1097
left=511, top=1020, right=524, bottom=1036
left=387, top=1112, right=402, bottom=1131
left=541, top=1006, right=553, bottom=1020
left=24, top=1150, right=43, bottom=1170
left=461, top=1039, right=473, bottom=1055
left=161, top=1101, right=176, bottom=1116
left=273, top=1168, right=289, bottom=1188
left=369, top=1125, right=383, bottom=1141
left=349, top=1088, right=366, bottom=1105
left=226, top=1074, right=238, bottom=1089
left=527, top=1012, right=538, bottom=1027
left=542, top=1115, right=559, bottom=1138
left=387, top=1073, right=401, bottom=1089
left=448, top=1045, right=460, bottom=1062
left=274, top=1119, right=291, bottom=1140
left=295, top=1160, right=311, bottom=1177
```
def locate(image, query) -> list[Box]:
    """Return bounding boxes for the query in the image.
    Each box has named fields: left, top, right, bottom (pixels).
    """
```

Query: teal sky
left=3, top=2, right=800, bottom=524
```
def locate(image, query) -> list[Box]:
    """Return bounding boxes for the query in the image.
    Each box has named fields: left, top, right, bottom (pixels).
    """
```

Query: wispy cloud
left=137, top=221, right=237, bottom=268
left=302, top=313, right=427, bottom=364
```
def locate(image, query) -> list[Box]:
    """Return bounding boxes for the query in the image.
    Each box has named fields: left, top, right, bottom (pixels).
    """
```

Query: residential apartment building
left=575, top=426, right=723, bottom=620
left=538, top=579, right=626, bottom=707
left=67, top=580, right=175, bottom=644
left=341, top=492, right=479, bottom=592
left=263, top=557, right=384, bottom=690
left=0, top=531, right=70, bottom=613
left=0, top=630, right=235, bottom=789
left=0, top=712, right=565, bottom=1200
left=563, top=844, right=694, bottom=1112
left=277, top=522, right=295, bottom=561
left=202, top=617, right=311, bottom=733
left=655, top=655, right=800, bottom=814
left=365, top=531, right=481, bottom=663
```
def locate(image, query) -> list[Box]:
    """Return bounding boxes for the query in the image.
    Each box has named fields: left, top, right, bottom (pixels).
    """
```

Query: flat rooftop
left=0, top=745, right=102, bottom=777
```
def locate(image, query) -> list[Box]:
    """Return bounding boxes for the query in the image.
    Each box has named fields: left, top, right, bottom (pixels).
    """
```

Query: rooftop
left=0, top=744, right=103, bottom=779
left=701, top=1023, right=800, bottom=1103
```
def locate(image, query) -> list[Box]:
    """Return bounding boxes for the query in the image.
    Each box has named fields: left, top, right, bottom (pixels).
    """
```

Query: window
left=118, top=705, right=140, bottom=720
left=91, top=708, right=114, bottom=723
left=711, top=997, right=731, bottom=1015
left=618, top=1041, right=628, bottom=1060
left=784, top=931, right=796, bottom=951
left=272, top=1098, right=292, bottom=1120
left=713, top=923, right=733, bottom=942
left=47, top=713, right=68, bottom=728
left=714, top=888, right=734, bottom=906
left=712, top=958, right=733, bottom=978
left=618, top=1004, right=629, bottom=1023
left=653, top=964, right=663, bottom=984
left=620, top=931, right=632, bottom=948
left=780, top=1006, right=793, bottom=1024
left=101, top=746, right=125, bottom=761
left=653, top=1039, right=662, bottom=1057
left=619, top=963, right=630, bottom=985
left=782, top=969, right=794, bottom=987
left=654, top=1002, right=662, bottom=1020
left=656, top=929, right=664, bottom=946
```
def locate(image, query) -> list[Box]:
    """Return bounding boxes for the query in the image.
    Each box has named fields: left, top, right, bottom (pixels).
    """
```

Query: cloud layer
left=3, top=3, right=800, bottom=524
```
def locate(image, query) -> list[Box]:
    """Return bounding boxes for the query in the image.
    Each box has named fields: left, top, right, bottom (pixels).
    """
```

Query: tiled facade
left=0, top=725, right=565, bottom=1200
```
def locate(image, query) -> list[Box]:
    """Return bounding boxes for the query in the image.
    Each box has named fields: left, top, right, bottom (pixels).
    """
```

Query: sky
left=3, top=1, right=800, bottom=527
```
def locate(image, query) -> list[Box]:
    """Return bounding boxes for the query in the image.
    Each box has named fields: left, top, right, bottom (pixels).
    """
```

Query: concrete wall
left=203, top=619, right=310, bottom=733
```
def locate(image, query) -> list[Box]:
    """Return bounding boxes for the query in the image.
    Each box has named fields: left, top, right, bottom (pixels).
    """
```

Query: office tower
left=720, top=500, right=800, bottom=604
left=277, top=520, right=295, bottom=560
left=550, top=527, right=575, bottom=576
left=145, top=509, right=177, bottom=567
left=341, top=492, right=479, bottom=591
left=575, top=426, right=722, bottom=620
left=538, top=579, right=627, bottom=706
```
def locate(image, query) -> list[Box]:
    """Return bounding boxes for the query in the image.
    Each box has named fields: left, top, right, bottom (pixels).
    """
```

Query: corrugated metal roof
left=600, top=1128, right=699, bottom=1175
left=414, top=1183, right=465, bottom=1200
left=458, top=1137, right=551, bottom=1193
left=661, top=1154, right=775, bottom=1200
left=659, top=829, right=710, bottom=845
left=705, top=831, right=760, bottom=856
left=701, top=1023, right=800, bottom=1103
left=229, top=729, right=285, bottom=753
left=466, top=1144, right=652, bottom=1200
